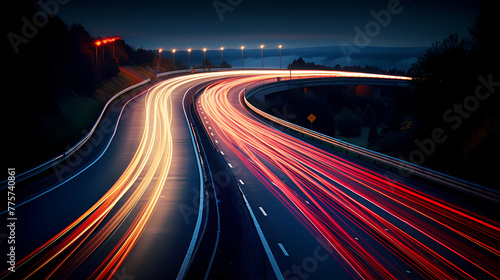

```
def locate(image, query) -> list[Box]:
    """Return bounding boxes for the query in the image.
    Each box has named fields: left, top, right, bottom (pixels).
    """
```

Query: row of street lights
left=158, top=44, right=285, bottom=73
left=94, top=36, right=120, bottom=82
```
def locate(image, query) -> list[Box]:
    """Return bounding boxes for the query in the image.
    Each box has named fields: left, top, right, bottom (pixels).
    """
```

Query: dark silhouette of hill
left=3, top=2, right=172, bottom=171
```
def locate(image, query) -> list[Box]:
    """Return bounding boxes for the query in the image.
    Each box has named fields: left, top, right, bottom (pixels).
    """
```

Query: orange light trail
left=196, top=72, right=500, bottom=279
left=2, top=78, right=176, bottom=279
left=3, top=70, right=497, bottom=279
left=1, top=72, right=255, bottom=279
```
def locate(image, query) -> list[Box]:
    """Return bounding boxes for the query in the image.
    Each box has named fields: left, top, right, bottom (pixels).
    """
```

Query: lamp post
left=241, top=46, right=245, bottom=69
left=203, top=48, right=207, bottom=71
left=101, top=39, right=107, bottom=66
left=95, top=40, right=101, bottom=82
left=220, top=47, right=224, bottom=69
left=260, top=44, right=264, bottom=69
left=187, top=48, right=192, bottom=69
left=278, top=44, right=283, bottom=69
left=172, top=49, right=176, bottom=70
left=110, top=37, right=117, bottom=60
left=158, top=48, right=162, bottom=74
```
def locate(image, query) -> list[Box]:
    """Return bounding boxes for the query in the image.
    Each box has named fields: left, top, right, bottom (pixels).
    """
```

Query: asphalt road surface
left=2, top=70, right=498, bottom=279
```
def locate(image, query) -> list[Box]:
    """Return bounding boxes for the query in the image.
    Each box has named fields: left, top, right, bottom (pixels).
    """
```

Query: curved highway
left=194, top=71, right=500, bottom=279
left=2, top=70, right=498, bottom=279
left=1, top=73, right=241, bottom=279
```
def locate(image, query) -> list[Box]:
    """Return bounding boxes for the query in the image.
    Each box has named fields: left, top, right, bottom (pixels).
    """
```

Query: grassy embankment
left=29, top=66, right=154, bottom=171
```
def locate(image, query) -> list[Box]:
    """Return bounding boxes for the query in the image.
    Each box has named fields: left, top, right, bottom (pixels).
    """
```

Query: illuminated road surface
left=2, top=70, right=498, bottom=279
left=195, top=71, right=500, bottom=279
left=1, top=73, right=235, bottom=279
left=2, top=78, right=196, bottom=279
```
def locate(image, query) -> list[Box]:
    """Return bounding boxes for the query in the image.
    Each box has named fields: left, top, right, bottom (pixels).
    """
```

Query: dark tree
left=335, top=108, right=363, bottom=137
left=68, top=24, right=97, bottom=96
left=367, top=120, right=379, bottom=145
left=400, top=0, right=500, bottom=188
left=363, top=104, right=376, bottom=127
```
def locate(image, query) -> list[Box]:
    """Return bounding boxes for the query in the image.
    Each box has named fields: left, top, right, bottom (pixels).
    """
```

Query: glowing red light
left=195, top=73, right=500, bottom=280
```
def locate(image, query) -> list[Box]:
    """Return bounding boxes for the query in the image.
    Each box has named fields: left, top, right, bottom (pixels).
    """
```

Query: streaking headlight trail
left=2, top=70, right=497, bottom=280
left=196, top=71, right=500, bottom=279
left=0, top=72, right=252, bottom=279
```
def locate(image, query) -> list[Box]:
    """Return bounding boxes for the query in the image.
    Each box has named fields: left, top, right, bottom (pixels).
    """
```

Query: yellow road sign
left=307, top=113, right=316, bottom=123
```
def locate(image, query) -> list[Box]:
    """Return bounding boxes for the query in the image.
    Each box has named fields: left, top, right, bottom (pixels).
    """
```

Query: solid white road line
left=239, top=190, right=284, bottom=280
left=0, top=89, right=148, bottom=215
left=177, top=85, right=206, bottom=280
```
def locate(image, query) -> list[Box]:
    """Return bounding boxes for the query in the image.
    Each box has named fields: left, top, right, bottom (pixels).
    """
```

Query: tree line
left=287, top=57, right=406, bottom=76
left=266, top=0, right=498, bottom=188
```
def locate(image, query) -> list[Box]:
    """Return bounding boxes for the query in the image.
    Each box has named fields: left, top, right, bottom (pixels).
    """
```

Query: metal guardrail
left=243, top=77, right=500, bottom=203
left=244, top=73, right=412, bottom=95
left=2, top=78, right=152, bottom=186
left=156, top=68, right=235, bottom=78
left=64, top=78, right=152, bottom=155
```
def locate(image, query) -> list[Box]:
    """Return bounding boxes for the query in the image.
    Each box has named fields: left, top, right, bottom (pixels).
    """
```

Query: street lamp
left=260, top=44, right=265, bottom=69
left=203, top=48, right=207, bottom=71
left=110, top=37, right=117, bottom=59
left=95, top=40, right=102, bottom=81
left=187, top=48, right=192, bottom=69
left=158, top=48, right=162, bottom=74
left=220, top=47, right=224, bottom=69
left=278, top=44, right=283, bottom=69
left=172, top=49, right=176, bottom=70
left=101, top=39, right=107, bottom=65
left=241, top=46, right=245, bottom=69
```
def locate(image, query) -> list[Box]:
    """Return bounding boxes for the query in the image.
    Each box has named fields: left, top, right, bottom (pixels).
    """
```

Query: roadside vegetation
left=5, top=2, right=166, bottom=171
left=256, top=1, right=498, bottom=189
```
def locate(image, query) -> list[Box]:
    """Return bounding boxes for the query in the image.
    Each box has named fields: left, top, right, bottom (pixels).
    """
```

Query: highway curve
left=2, top=70, right=498, bottom=280
left=194, top=71, right=500, bottom=279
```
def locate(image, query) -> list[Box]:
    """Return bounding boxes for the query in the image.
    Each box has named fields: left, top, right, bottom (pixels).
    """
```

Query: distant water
left=173, top=46, right=427, bottom=72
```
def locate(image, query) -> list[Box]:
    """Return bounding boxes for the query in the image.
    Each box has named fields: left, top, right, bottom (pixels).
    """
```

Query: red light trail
left=2, top=70, right=497, bottom=279
left=197, top=72, right=500, bottom=279
left=0, top=71, right=294, bottom=279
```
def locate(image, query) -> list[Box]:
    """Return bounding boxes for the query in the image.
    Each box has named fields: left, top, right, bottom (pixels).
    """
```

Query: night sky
left=55, top=0, right=480, bottom=50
